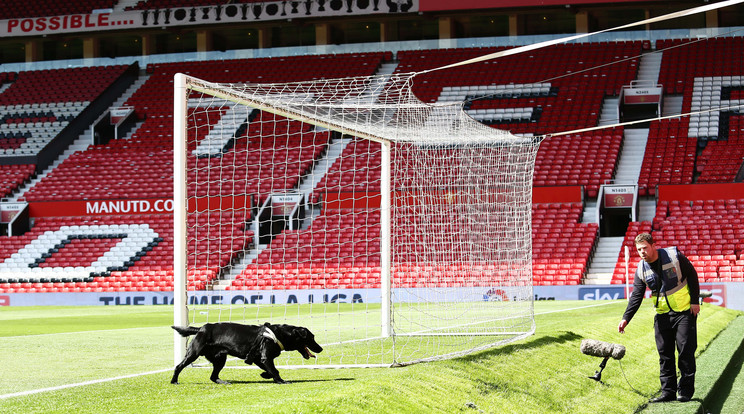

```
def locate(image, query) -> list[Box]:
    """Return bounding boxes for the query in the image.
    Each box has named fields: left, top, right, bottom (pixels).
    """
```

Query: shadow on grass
left=181, top=377, right=356, bottom=385
left=459, top=331, right=583, bottom=363
left=701, top=344, right=744, bottom=414
left=230, top=378, right=356, bottom=385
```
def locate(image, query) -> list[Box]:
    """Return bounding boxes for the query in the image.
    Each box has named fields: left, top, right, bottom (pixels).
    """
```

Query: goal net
left=173, top=72, right=540, bottom=368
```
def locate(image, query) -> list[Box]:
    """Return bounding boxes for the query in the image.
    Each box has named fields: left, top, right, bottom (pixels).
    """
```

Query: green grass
left=0, top=300, right=741, bottom=413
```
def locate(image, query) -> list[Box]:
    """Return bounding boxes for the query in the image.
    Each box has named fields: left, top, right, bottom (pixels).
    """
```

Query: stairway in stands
left=584, top=47, right=664, bottom=284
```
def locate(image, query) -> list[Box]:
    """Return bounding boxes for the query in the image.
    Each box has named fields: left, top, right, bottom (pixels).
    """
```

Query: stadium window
left=155, top=31, right=197, bottom=54
left=328, top=22, right=381, bottom=45
left=395, top=19, right=438, bottom=41
left=99, top=35, right=142, bottom=59
left=719, top=4, right=744, bottom=27
left=453, top=15, right=509, bottom=39
left=522, top=9, right=575, bottom=35
left=42, top=38, right=83, bottom=61
left=270, top=24, right=315, bottom=48
left=211, top=28, right=259, bottom=51
left=585, top=7, right=645, bottom=32
left=648, top=5, right=705, bottom=30
left=0, top=41, right=25, bottom=64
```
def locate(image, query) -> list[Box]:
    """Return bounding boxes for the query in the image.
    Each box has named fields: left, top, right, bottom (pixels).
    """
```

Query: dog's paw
left=212, top=379, right=231, bottom=385
left=260, top=372, right=272, bottom=379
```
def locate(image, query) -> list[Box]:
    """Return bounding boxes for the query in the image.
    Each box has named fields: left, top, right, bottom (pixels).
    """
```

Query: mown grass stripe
left=0, top=369, right=172, bottom=400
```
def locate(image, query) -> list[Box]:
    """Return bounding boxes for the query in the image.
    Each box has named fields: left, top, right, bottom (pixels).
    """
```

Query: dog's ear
left=294, top=327, right=309, bottom=339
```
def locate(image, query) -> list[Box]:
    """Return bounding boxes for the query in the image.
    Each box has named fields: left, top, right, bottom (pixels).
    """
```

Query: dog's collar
left=262, top=326, right=284, bottom=351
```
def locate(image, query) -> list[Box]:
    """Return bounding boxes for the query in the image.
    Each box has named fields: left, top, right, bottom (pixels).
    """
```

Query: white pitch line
left=3, top=325, right=170, bottom=339
left=0, top=368, right=172, bottom=400
left=534, top=300, right=623, bottom=316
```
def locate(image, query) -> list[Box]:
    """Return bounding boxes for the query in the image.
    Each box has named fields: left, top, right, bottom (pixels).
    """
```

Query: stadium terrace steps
left=614, top=128, right=648, bottom=185
left=300, top=136, right=351, bottom=204
left=191, top=104, right=250, bottom=157
left=636, top=51, right=663, bottom=85
left=585, top=236, right=624, bottom=285
left=599, top=96, right=620, bottom=126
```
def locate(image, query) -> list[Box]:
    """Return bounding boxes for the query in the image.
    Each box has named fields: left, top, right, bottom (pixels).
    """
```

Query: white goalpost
left=173, top=71, right=540, bottom=368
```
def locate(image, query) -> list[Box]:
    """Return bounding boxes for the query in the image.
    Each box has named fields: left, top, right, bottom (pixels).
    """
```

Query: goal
left=173, top=72, right=539, bottom=368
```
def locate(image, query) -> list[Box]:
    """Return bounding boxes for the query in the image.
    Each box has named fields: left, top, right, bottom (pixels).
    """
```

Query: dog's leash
left=262, top=326, right=285, bottom=351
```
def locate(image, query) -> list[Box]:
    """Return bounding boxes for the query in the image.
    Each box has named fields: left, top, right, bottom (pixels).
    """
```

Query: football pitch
left=1, top=300, right=741, bottom=413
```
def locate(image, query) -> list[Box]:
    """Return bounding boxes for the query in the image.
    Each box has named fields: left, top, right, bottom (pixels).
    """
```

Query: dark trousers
left=654, top=309, right=697, bottom=398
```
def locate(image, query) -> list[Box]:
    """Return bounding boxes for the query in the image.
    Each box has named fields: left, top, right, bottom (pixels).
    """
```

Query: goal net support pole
left=380, top=139, right=392, bottom=338
left=173, top=73, right=189, bottom=365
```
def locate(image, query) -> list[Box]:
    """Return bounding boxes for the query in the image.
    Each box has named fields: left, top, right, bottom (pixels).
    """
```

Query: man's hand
left=691, top=304, right=700, bottom=316
left=618, top=319, right=628, bottom=334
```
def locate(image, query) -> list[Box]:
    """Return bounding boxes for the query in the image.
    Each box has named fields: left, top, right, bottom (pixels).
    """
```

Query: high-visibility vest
left=637, top=246, right=692, bottom=313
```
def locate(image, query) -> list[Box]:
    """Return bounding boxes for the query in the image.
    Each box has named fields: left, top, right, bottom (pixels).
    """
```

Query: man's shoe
left=677, top=395, right=692, bottom=402
left=649, top=394, right=676, bottom=403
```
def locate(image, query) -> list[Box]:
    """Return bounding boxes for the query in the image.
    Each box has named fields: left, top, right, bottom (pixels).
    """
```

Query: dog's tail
left=171, top=325, right=201, bottom=337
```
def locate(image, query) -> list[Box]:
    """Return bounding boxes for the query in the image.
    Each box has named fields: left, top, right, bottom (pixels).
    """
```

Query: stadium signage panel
left=188, top=195, right=252, bottom=213
left=657, top=183, right=744, bottom=203
left=700, top=285, right=726, bottom=307
left=0, top=202, right=25, bottom=222
left=4, top=13, right=120, bottom=35
left=578, top=287, right=625, bottom=300
left=324, top=188, right=580, bottom=210
left=532, top=186, right=583, bottom=204
left=29, top=199, right=174, bottom=217
left=603, top=185, right=635, bottom=208
left=2, top=283, right=740, bottom=309
left=622, top=86, right=662, bottom=105
left=86, top=199, right=172, bottom=215
left=324, top=192, right=381, bottom=210
left=110, top=106, right=134, bottom=125
left=2, top=288, right=534, bottom=306
left=420, top=0, right=650, bottom=12
left=27, top=196, right=255, bottom=217
left=271, top=194, right=303, bottom=216
left=1, top=0, right=418, bottom=37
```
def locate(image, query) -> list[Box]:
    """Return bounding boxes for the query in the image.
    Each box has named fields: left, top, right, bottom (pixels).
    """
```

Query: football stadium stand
left=0, top=32, right=743, bottom=294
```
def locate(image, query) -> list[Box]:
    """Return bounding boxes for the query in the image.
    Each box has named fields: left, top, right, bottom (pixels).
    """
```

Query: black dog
left=171, top=322, right=323, bottom=384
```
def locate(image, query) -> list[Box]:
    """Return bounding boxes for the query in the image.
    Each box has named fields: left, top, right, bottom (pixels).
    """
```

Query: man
left=618, top=233, right=700, bottom=403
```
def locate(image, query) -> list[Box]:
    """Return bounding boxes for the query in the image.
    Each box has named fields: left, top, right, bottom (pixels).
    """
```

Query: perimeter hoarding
left=2, top=283, right=740, bottom=311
